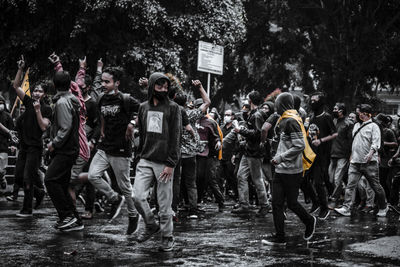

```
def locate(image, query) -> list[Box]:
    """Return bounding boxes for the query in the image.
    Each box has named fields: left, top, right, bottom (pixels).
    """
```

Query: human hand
left=312, top=139, right=322, bottom=147
left=191, top=80, right=203, bottom=89
left=159, top=166, right=173, bottom=183
left=33, top=100, right=41, bottom=111
left=125, top=123, right=134, bottom=141
left=17, top=55, right=25, bottom=69
left=139, top=77, right=148, bottom=87
left=79, top=56, right=87, bottom=69
left=97, top=58, right=103, bottom=72
left=215, top=141, right=221, bottom=151
left=48, top=52, right=60, bottom=64
left=47, top=142, right=54, bottom=152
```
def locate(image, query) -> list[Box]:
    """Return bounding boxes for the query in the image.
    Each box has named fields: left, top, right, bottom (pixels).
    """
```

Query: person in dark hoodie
left=44, top=64, right=82, bottom=232
left=133, top=72, right=181, bottom=252
left=262, top=92, right=316, bottom=246
left=87, top=66, right=140, bottom=234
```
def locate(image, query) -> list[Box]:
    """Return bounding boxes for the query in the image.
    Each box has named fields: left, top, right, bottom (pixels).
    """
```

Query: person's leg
left=362, top=162, right=387, bottom=210
left=248, top=157, right=269, bottom=207
left=342, top=163, right=363, bottom=210
left=109, top=155, right=137, bottom=217
left=379, top=167, right=391, bottom=199
left=237, top=156, right=251, bottom=208
left=172, top=158, right=181, bottom=212
left=196, top=156, right=208, bottom=203
left=45, top=154, right=76, bottom=220
left=360, top=177, right=375, bottom=207
left=390, top=167, right=400, bottom=206
left=133, top=159, right=158, bottom=226
left=181, top=157, right=198, bottom=210
left=13, top=150, right=26, bottom=202
left=68, top=156, right=87, bottom=207
left=21, top=149, right=42, bottom=213
left=88, top=150, right=118, bottom=201
left=0, top=153, right=8, bottom=189
left=272, top=173, right=286, bottom=238
left=207, top=157, right=224, bottom=207
left=311, top=158, right=328, bottom=210
left=331, top=158, right=349, bottom=199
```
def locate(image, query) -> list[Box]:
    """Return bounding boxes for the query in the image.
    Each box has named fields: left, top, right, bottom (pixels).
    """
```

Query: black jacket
left=239, top=108, right=265, bottom=158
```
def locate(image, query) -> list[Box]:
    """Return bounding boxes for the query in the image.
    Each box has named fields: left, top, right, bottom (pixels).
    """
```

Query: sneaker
left=16, top=210, right=33, bottom=217
left=81, top=211, right=93, bottom=220
left=188, top=213, right=198, bottom=219
left=218, top=203, right=225, bottom=212
left=109, top=195, right=125, bottom=221
left=304, top=216, right=317, bottom=241
left=136, top=224, right=160, bottom=243
left=256, top=205, right=271, bottom=218
left=126, top=216, right=139, bottom=235
left=376, top=205, right=389, bottom=217
left=360, top=206, right=373, bottom=214
left=261, top=234, right=286, bottom=246
left=318, top=209, right=330, bottom=220
left=231, top=206, right=251, bottom=214
left=34, top=189, right=45, bottom=209
left=6, top=195, right=17, bottom=201
left=159, top=236, right=175, bottom=252
left=309, top=204, right=320, bottom=214
left=57, top=216, right=78, bottom=230
left=94, top=200, right=105, bottom=213
left=78, top=194, right=86, bottom=206
left=60, top=221, right=84, bottom=232
left=334, top=206, right=351, bottom=216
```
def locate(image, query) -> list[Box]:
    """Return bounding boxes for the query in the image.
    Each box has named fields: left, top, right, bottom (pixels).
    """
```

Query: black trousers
left=309, top=157, right=329, bottom=210
left=15, top=147, right=43, bottom=213
left=220, top=159, right=238, bottom=197
left=45, top=153, right=79, bottom=220
left=272, top=172, right=313, bottom=238
left=196, top=156, right=224, bottom=205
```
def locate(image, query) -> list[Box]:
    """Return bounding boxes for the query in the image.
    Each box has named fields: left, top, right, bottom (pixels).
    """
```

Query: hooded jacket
left=238, top=108, right=265, bottom=158
left=137, top=73, right=182, bottom=167
left=273, top=93, right=305, bottom=174
left=51, top=91, right=80, bottom=157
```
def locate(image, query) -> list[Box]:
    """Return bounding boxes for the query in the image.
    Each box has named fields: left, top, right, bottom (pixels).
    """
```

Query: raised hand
left=17, top=55, right=25, bottom=69
left=97, top=58, right=103, bottom=72
left=79, top=56, right=87, bottom=69
left=48, top=52, right=60, bottom=64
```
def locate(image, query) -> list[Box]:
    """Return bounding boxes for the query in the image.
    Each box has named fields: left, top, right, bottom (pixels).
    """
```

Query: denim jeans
left=343, top=162, right=387, bottom=210
left=357, top=176, right=375, bottom=207
left=237, top=155, right=268, bottom=208
left=88, top=149, right=137, bottom=217
left=133, top=159, right=173, bottom=237
left=272, top=172, right=313, bottom=238
left=329, top=158, right=349, bottom=199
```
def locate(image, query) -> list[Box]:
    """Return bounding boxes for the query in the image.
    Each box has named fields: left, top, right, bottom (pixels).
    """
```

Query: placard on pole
left=197, top=41, right=224, bottom=97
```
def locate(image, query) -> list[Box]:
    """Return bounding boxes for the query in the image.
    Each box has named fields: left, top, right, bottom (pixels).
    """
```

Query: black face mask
left=356, top=114, right=363, bottom=123
left=311, top=101, right=322, bottom=112
left=243, top=112, right=249, bottom=121
left=153, top=91, right=168, bottom=101
left=332, top=111, right=339, bottom=118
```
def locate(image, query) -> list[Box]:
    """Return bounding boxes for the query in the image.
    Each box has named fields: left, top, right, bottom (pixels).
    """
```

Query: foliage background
left=1, top=0, right=400, bottom=109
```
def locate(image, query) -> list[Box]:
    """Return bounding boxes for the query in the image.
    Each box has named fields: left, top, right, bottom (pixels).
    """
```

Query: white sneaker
left=376, top=205, right=389, bottom=217
left=334, top=207, right=350, bottom=216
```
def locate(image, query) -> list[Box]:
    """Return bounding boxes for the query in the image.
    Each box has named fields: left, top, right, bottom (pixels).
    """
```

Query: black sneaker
left=318, top=209, right=330, bottom=220
left=126, top=216, right=139, bottom=235
left=60, top=220, right=84, bottom=232
left=94, top=200, right=105, bottom=213
left=231, top=206, right=251, bottom=214
left=158, top=236, right=175, bottom=252
left=309, top=204, right=320, bottom=214
left=57, top=216, right=78, bottom=230
left=256, top=205, right=272, bottom=218
left=109, top=195, right=125, bottom=221
left=16, top=210, right=33, bottom=217
left=304, top=216, right=316, bottom=241
left=34, top=189, right=45, bottom=209
left=261, top=234, right=286, bottom=246
left=77, top=194, right=86, bottom=206
left=137, top=224, right=160, bottom=243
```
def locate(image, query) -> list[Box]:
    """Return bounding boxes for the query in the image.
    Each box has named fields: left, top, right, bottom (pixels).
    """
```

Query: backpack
left=277, top=109, right=316, bottom=176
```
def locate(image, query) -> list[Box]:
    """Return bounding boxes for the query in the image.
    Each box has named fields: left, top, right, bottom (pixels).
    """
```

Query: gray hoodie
left=273, top=93, right=305, bottom=174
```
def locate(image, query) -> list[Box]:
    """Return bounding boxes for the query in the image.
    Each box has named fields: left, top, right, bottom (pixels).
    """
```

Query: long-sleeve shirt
left=350, top=119, right=381, bottom=164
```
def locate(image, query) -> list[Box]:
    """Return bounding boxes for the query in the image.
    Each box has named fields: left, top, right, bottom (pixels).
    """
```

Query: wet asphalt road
left=0, top=194, right=399, bottom=266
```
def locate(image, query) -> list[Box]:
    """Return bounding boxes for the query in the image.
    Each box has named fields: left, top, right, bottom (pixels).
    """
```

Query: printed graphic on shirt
left=308, top=123, right=320, bottom=140
left=147, top=111, right=163, bottom=134
left=101, top=105, right=120, bottom=117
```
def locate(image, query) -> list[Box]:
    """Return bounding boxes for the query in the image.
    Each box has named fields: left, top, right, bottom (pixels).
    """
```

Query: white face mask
left=224, top=116, right=232, bottom=124
left=0, top=104, right=4, bottom=111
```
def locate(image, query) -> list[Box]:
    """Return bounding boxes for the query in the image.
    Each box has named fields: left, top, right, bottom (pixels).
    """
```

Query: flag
left=20, top=68, right=30, bottom=99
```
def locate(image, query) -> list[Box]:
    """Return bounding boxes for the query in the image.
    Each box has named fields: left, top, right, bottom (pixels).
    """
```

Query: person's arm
left=384, top=130, right=398, bottom=148
left=33, top=101, right=50, bottom=131
left=192, top=80, right=210, bottom=113
left=365, top=124, right=381, bottom=163
left=75, top=56, right=86, bottom=87
left=12, top=56, right=27, bottom=101
left=237, top=113, right=263, bottom=139
left=261, top=121, right=273, bottom=143
left=91, top=59, right=104, bottom=100
left=48, top=52, right=62, bottom=72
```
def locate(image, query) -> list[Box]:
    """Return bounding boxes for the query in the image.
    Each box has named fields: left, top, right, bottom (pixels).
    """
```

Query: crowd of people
left=1, top=53, right=400, bottom=251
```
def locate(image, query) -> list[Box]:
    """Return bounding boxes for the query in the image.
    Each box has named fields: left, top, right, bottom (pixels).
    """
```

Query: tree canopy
left=1, top=0, right=399, bottom=109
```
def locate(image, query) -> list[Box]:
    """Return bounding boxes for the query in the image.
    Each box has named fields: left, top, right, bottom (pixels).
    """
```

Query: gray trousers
left=88, top=149, right=137, bottom=217
left=237, top=155, right=269, bottom=208
left=343, top=162, right=386, bottom=210
left=133, top=159, right=173, bottom=237
left=328, top=158, right=349, bottom=199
